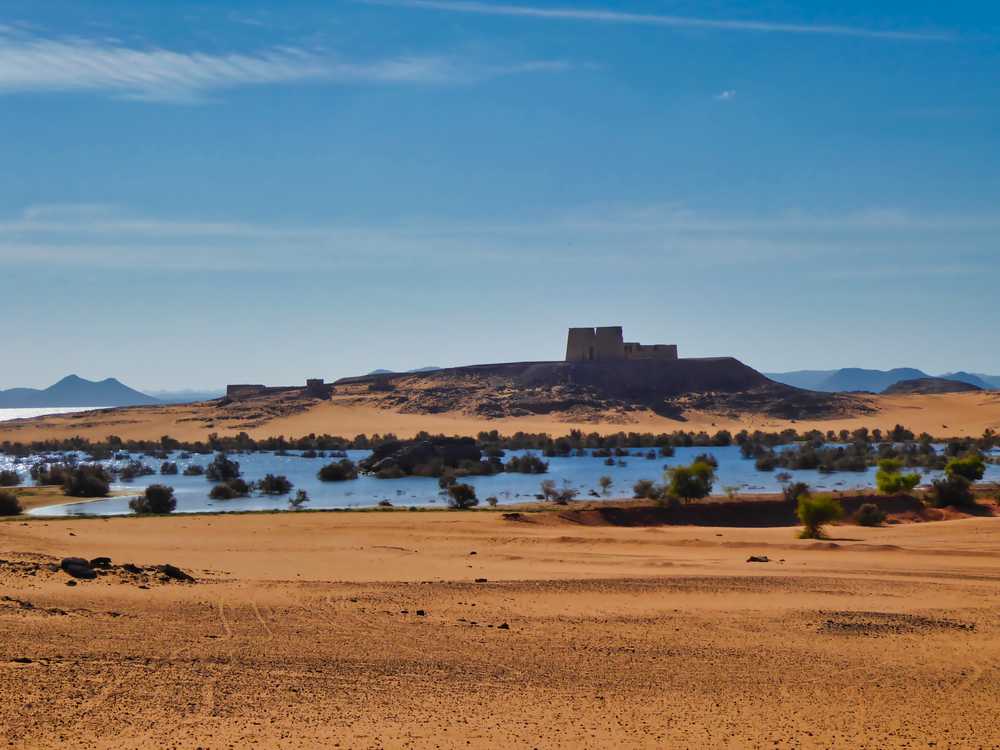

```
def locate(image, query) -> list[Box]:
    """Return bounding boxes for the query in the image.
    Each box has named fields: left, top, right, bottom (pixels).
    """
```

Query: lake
left=0, top=407, right=109, bottom=422
left=7, top=445, right=998, bottom=517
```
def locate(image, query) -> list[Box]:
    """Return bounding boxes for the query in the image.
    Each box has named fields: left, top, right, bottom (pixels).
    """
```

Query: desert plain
left=3, top=503, right=1000, bottom=749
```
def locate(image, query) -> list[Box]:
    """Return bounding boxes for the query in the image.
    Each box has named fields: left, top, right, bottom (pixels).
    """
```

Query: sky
left=2, top=0, right=999, bottom=391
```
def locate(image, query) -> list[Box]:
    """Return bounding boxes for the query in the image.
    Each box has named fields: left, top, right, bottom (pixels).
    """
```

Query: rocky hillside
left=335, top=358, right=864, bottom=421
left=882, top=378, right=983, bottom=395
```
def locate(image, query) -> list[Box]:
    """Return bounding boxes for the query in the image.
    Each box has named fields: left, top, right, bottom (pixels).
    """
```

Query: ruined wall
left=566, top=327, right=675, bottom=362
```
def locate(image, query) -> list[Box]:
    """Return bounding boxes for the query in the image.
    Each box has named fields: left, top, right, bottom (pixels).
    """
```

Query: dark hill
left=882, top=378, right=983, bottom=395
left=336, top=358, right=863, bottom=421
left=0, top=375, right=159, bottom=408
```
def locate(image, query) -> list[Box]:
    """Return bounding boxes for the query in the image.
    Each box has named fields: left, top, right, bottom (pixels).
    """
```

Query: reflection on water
left=5, top=446, right=997, bottom=517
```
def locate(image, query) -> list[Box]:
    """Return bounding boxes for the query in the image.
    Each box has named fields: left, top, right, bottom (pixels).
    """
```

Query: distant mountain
left=938, top=372, right=992, bottom=390
left=883, top=377, right=983, bottom=395
left=146, top=388, right=225, bottom=404
left=0, top=375, right=159, bottom=408
left=762, top=370, right=835, bottom=391
left=767, top=367, right=1000, bottom=393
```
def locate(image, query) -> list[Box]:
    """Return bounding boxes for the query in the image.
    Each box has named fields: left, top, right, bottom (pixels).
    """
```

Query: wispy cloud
left=714, top=89, right=736, bottom=101
left=365, top=0, right=952, bottom=41
left=0, top=36, right=570, bottom=102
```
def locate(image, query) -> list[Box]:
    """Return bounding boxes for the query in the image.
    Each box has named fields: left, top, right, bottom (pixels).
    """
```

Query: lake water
left=0, top=407, right=109, bottom=422
left=7, top=445, right=998, bottom=517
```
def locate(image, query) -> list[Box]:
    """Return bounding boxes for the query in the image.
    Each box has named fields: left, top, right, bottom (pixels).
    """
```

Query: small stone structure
left=225, top=379, right=331, bottom=402
left=565, top=326, right=678, bottom=363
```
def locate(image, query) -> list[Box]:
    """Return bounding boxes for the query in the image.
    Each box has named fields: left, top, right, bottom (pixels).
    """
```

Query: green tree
left=665, top=460, right=715, bottom=503
left=796, top=494, right=843, bottom=539
left=447, top=483, right=478, bottom=509
left=875, top=458, right=921, bottom=494
left=598, top=475, right=613, bottom=496
left=129, top=484, right=177, bottom=514
left=945, top=454, right=986, bottom=482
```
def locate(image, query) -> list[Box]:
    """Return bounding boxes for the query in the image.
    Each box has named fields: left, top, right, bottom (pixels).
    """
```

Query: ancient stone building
left=565, top=327, right=678, bottom=362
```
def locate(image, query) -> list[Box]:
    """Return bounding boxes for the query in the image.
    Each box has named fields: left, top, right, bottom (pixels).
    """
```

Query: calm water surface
left=6, top=445, right=997, bottom=517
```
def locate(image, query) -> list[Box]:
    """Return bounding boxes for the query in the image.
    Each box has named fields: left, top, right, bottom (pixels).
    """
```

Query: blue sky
left=2, top=0, right=998, bottom=390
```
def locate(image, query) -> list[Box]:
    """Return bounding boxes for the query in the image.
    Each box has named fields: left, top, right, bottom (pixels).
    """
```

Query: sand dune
left=1, top=390, right=999, bottom=443
left=2, top=509, right=1000, bottom=748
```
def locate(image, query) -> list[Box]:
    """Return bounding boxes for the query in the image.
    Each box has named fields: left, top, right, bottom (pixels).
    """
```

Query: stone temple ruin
left=565, top=327, right=678, bottom=363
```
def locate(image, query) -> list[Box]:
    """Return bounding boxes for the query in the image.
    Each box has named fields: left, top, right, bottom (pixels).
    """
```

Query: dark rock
left=416, top=609, right=426, bottom=616
left=65, top=580, right=77, bottom=587
left=746, top=555, right=770, bottom=563
left=498, top=623, right=510, bottom=630
left=154, top=564, right=195, bottom=582
left=60, top=557, right=96, bottom=579
left=475, top=578, right=488, bottom=583
left=121, top=563, right=144, bottom=574
left=12, top=657, right=32, bottom=664
left=90, top=557, right=112, bottom=568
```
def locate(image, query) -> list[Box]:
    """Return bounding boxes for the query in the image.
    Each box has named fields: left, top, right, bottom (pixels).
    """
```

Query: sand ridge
left=2, top=390, right=999, bottom=443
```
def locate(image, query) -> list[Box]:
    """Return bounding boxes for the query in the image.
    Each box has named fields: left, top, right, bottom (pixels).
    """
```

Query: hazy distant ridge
left=0, top=375, right=159, bottom=407
left=767, top=368, right=1000, bottom=393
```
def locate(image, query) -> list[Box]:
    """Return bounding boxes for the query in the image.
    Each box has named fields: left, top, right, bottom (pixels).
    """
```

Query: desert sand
left=3, top=508, right=999, bottom=748
left=2, top=390, right=999, bottom=444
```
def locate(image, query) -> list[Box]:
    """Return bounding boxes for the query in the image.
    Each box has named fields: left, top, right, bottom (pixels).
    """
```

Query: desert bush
left=552, top=481, right=578, bottom=505
left=854, top=503, right=886, bottom=527
left=930, top=475, right=974, bottom=507
left=782, top=481, right=811, bottom=504
left=504, top=454, right=549, bottom=474
left=206, top=454, right=241, bottom=482
left=209, top=478, right=250, bottom=500
left=632, top=479, right=661, bottom=500
left=289, top=490, right=310, bottom=509
left=598, top=475, right=613, bottom=496
left=665, top=461, right=715, bottom=504
left=129, top=484, right=177, bottom=514
left=182, top=464, right=205, bottom=476
left=0, top=490, right=22, bottom=516
left=63, top=465, right=111, bottom=498
left=945, top=454, right=986, bottom=482
left=160, top=461, right=179, bottom=475
left=256, top=474, right=293, bottom=495
left=723, top=485, right=739, bottom=500
left=875, top=458, right=920, bottom=494
left=485, top=496, right=499, bottom=507
left=796, top=494, right=843, bottom=539
left=0, top=470, right=20, bottom=487
left=317, top=459, right=358, bottom=482
left=118, top=460, right=156, bottom=482
left=377, top=499, right=393, bottom=508
left=31, top=462, right=73, bottom=486
left=447, top=483, right=478, bottom=509
left=755, top=452, right=777, bottom=471
left=540, top=479, right=558, bottom=501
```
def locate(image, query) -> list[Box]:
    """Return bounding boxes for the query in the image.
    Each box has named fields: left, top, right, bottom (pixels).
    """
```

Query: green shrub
left=945, top=454, right=986, bottom=482
left=598, top=476, right=613, bottom=496
left=782, top=481, right=811, bottom=504
left=0, top=470, right=20, bottom=487
left=0, top=490, right=22, bottom=516
left=256, top=474, right=293, bottom=495
left=63, top=465, right=111, bottom=498
left=486, top=496, right=499, bottom=507
left=875, top=459, right=921, bottom=494
left=182, top=464, right=205, bottom=476
left=504, top=454, right=549, bottom=474
left=129, top=484, right=177, bottom=514
left=930, top=475, right=974, bottom=507
left=665, top=461, right=715, bottom=503
left=632, top=479, right=661, bottom=500
left=854, top=502, right=886, bottom=527
left=317, top=459, right=358, bottom=482
left=209, top=478, right=250, bottom=500
left=160, top=462, right=179, bottom=475
left=447, top=483, right=478, bottom=509
left=205, top=454, right=241, bottom=482
left=289, top=490, right=310, bottom=509
left=796, top=494, right=843, bottom=539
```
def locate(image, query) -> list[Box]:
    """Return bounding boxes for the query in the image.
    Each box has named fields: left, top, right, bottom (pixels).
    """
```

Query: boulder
left=154, top=564, right=194, bottom=582
left=60, top=557, right=96, bottom=580
left=90, top=557, right=112, bottom=568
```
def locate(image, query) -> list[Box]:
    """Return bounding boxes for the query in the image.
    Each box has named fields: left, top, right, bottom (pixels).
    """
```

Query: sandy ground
left=2, top=390, right=1000, bottom=443
left=2, top=509, right=999, bottom=748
